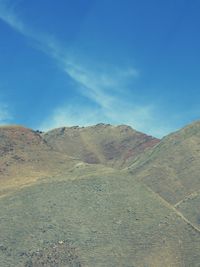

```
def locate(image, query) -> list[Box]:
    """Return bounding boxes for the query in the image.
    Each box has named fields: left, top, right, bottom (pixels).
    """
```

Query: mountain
left=0, top=122, right=200, bottom=266
left=129, top=120, right=200, bottom=205
left=129, top=120, right=200, bottom=235
left=43, top=123, right=159, bottom=168
left=0, top=126, right=80, bottom=197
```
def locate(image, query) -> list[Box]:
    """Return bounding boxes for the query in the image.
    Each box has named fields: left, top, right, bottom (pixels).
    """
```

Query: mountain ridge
left=0, top=120, right=200, bottom=266
left=43, top=123, right=160, bottom=168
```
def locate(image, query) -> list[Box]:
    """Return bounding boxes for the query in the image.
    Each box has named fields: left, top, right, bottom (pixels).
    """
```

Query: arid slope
left=43, top=123, right=159, bottom=168
left=0, top=167, right=200, bottom=266
left=128, top=120, right=200, bottom=242
left=0, top=126, right=80, bottom=196
left=0, top=122, right=200, bottom=266
left=130, top=120, right=200, bottom=205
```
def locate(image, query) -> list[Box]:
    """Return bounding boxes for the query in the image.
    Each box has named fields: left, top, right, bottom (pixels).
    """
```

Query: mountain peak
left=44, top=123, right=159, bottom=167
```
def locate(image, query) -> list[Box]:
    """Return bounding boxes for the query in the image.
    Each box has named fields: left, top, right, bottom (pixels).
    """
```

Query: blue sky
left=0, top=0, right=200, bottom=137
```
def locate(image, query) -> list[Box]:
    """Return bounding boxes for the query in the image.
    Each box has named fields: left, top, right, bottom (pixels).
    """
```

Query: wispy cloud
left=0, top=0, right=64, bottom=59
left=0, top=0, right=137, bottom=93
left=0, top=1, right=23, bottom=31
left=40, top=104, right=105, bottom=132
left=0, top=0, right=36, bottom=39
left=0, top=1, right=173, bottom=137
left=53, top=61, right=173, bottom=137
left=0, top=103, right=12, bottom=125
left=40, top=98, right=173, bottom=138
left=64, top=62, right=138, bottom=108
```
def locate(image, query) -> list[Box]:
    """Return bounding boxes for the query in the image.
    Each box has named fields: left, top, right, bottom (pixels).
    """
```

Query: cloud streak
left=0, top=0, right=24, bottom=33
left=0, top=0, right=137, bottom=100
left=0, top=103, right=12, bottom=125
left=0, top=0, right=173, bottom=137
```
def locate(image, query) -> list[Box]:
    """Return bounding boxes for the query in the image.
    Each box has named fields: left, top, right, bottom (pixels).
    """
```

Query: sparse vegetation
left=0, top=122, right=200, bottom=266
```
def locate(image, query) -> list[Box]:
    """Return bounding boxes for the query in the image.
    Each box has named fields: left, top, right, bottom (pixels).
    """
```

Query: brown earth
left=43, top=123, right=159, bottom=168
left=0, top=126, right=79, bottom=196
left=0, top=121, right=200, bottom=266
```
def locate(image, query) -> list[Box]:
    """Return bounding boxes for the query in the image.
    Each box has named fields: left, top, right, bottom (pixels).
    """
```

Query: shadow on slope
left=129, top=120, right=200, bottom=205
left=43, top=124, right=159, bottom=168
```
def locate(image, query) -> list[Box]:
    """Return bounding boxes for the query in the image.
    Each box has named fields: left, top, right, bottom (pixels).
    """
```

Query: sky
left=0, top=0, right=200, bottom=137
